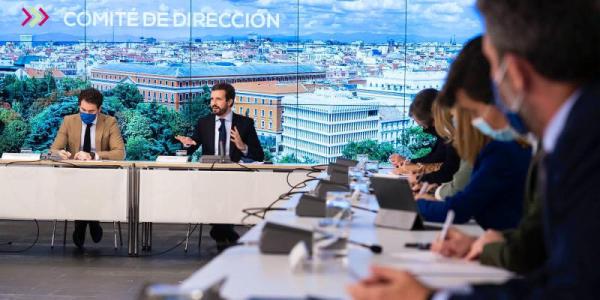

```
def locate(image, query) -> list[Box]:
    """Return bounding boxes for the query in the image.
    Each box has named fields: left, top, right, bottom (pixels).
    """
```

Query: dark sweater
left=411, top=127, right=461, bottom=184
left=416, top=140, right=532, bottom=230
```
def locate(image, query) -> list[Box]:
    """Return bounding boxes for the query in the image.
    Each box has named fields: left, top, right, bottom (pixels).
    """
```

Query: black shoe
left=89, top=221, right=103, bottom=243
left=72, top=221, right=86, bottom=249
left=215, top=239, right=231, bottom=252
left=226, top=229, right=240, bottom=244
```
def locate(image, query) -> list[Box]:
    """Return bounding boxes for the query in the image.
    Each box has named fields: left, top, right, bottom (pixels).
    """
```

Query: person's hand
left=230, top=126, right=247, bottom=152
left=465, top=229, right=505, bottom=261
left=389, top=154, right=407, bottom=166
left=430, top=227, right=477, bottom=258
left=57, top=150, right=71, bottom=160
left=73, top=151, right=92, bottom=161
left=175, top=135, right=197, bottom=147
left=407, top=170, right=423, bottom=188
left=347, top=266, right=433, bottom=300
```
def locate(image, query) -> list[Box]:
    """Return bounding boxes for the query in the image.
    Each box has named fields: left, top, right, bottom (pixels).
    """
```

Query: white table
left=180, top=183, right=513, bottom=299
left=132, top=162, right=315, bottom=255
left=0, top=160, right=132, bottom=222
left=135, top=163, right=312, bottom=224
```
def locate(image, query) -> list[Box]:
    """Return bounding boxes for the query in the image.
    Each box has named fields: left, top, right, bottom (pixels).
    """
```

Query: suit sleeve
left=97, top=118, right=125, bottom=160
left=416, top=145, right=508, bottom=224
left=243, top=118, right=264, bottom=162
left=187, top=119, right=204, bottom=155
left=50, top=117, right=69, bottom=155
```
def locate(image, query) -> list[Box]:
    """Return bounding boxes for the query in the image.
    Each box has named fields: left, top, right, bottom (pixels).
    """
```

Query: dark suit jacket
left=479, top=148, right=546, bottom=274
left=451, top=80, right=600, bottom=299
left=187, top=113, right=264, bottom=162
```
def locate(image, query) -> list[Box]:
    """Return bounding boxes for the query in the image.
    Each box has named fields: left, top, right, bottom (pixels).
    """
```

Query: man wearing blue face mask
left=51, top=87, right=125, bottom=249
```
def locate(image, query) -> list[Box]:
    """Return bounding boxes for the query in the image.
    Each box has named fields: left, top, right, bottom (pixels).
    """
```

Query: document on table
left=388, top=251, right=513, bottom=278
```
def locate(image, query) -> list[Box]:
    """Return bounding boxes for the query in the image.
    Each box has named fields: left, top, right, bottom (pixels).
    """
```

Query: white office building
left=281, top=90, right=379, bottom=163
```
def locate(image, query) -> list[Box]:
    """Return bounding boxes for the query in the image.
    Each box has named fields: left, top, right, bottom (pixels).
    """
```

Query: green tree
left=180, top=86, right=211, bottom=135
left=0, top=109, right=30, bottom=154
left=397, top=125, right=436, bottom=159
left=59, top=77, right=89, bottom=92
left=262, top=146, right=274, bottom=162
left=119, top=102, right=186, bottom=160
left=277, top=153, right=317, bottom=164
left=125, top=136, right=153, bottom=161
left=342, top=139, right=397, bottom=162
left=23, top=98, right=78, bottom=152
left=109, top=83, right=144, bottom=109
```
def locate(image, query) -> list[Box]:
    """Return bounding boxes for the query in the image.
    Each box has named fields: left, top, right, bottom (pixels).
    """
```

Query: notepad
left=388, top=251, right=513, bottom=277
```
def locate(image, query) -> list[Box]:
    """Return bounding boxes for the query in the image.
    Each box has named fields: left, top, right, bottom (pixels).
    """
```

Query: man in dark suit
left=176, top=82, right=264, bottom=250
left=347, top=1, right=600, bottom=299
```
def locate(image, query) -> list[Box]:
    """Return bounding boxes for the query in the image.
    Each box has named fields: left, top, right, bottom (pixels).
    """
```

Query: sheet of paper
left=388, top=251, right=513, bottom=278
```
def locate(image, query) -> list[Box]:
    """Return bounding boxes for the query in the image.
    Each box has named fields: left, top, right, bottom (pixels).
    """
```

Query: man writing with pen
left=174, top=82, right=264, bottom=251
left=50, top=87, right=125, bottom=249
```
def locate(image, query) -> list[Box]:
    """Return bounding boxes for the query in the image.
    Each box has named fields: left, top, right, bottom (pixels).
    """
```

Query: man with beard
left=175, top=82, right=264, bottom=250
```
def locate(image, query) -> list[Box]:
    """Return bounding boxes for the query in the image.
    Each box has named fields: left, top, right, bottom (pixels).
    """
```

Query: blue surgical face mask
left=471, top=117, right=521, bottom=142
left=491, top=60, right=529, bottom=134
left=80, top=112, right=97, bottom=125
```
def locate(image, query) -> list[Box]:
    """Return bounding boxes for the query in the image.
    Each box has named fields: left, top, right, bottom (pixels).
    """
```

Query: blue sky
left=0, top=0, right=482, bottom=42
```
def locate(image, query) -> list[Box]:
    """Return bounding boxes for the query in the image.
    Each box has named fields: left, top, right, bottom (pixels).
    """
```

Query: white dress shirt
left=542, top=89, right=582, bottom=154
left=214, top=111, right=233, bottom=156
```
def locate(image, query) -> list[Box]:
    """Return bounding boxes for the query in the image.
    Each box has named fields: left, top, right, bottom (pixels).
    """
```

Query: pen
left=438, top=210, right=455, bottom=242
left=418, top=182, right=429, bottom=195
left=404, top=242, right=431, bottom=250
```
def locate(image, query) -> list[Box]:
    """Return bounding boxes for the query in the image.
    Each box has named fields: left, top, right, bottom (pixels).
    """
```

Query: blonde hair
left=452, top=108, right=490, bottom=165
left=432, top=99, right=454, bottom=142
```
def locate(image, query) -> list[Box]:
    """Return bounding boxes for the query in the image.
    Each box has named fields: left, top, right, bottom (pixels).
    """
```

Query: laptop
left=370, top=175, right=430, bottom=230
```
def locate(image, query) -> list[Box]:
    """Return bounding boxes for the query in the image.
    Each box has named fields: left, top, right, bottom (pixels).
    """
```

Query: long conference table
left=0, top=159, right=313, bottom=256
left=177, top=182, right=514, bottom=299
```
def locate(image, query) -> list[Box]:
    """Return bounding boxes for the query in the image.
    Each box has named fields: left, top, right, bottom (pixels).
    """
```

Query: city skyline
left=0, top=0, right=482, bottom=43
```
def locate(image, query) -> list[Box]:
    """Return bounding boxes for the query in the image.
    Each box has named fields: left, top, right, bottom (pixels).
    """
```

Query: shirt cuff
left=431, top=285, right=473, bottom=300
left=94, top=152, right=100, bottom=160
left=241, top=146, right=249, bottom=156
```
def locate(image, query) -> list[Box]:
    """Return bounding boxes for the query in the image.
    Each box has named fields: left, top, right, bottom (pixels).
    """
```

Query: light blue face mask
left=471, top=117, right=521, bottom=142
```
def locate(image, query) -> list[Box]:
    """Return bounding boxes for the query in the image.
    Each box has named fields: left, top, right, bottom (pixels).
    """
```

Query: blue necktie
left=218, top=119, right=226, bottom=155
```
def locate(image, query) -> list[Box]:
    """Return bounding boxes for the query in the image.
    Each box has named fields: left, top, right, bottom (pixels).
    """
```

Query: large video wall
left=0, top=0, right=482, bottom=163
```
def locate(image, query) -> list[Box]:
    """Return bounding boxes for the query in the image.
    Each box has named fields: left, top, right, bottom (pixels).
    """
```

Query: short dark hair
left=438, top=36, right=493, bottom=108
left=211, top=83, right=236, bottom=103
left=78, top=88, right=103, bottom=109
left=477, top=0, right=600, bottom=82
left=409, top=88, right=439, bottom=127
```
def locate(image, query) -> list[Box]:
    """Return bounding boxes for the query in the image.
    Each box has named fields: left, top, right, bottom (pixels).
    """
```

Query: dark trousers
left=209, top=224, right=238, bottom=242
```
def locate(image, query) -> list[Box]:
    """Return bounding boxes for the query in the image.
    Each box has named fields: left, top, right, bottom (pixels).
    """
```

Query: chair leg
left=141, top=223, right=146, bottom=251
left=184, top=224, right=191, bottom=253
left=113, top=222, right=118, bottom=250
left=148, top=223, right=152, bottom=251
left=63, top=220, right=68, bottom=247
left=198, top=224, right=204, bottom=250
left=117, top=222, right=123, bottom=247
left=51, top=220, right=57, bottom=249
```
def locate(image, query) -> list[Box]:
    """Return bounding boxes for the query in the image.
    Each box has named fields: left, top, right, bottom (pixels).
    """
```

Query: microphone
left=257, top=222, right=384, bottom=255
left=349, top=240, right=383, bottom=254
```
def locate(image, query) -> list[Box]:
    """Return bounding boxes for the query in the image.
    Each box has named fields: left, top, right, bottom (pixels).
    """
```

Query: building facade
left=232, top=81, right=310, bottom=153
left=281, top=90, right=379, bottom=163
left=90, top=63, right=325, bottom=110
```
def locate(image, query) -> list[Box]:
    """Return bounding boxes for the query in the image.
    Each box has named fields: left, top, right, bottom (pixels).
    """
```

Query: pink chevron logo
left=22, top=7, right=49, bottom=27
